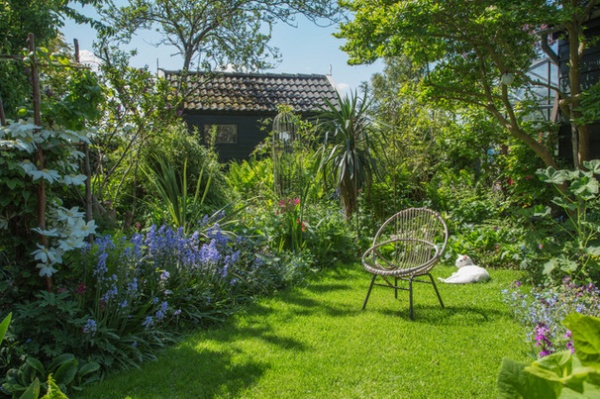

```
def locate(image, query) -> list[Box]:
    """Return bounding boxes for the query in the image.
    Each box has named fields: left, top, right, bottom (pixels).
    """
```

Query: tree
left=0, top=0, right=107, bottom=118
left=337, top=0, right=600, bottom=169
left=99, top=0, right=339, bottom=72
left=318, top=91, right=377, bottom=221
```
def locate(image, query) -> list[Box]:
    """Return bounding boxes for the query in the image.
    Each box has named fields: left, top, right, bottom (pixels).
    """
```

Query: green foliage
left=318, top=90, right=377, bottom=221
left=98, top=0, right=338, bottom=71
left=0, top=313, right=11, bottom=345
left=498, top=314, right=600, bottom=398
left=11, top=292, right=86, bottom=360
left=142, top=156, right=212, bottom=235
left=225, top=157, right=274, bottom=199
left=534, top=160, right=600, bottom=284
left=89, top=48, right=182, bottom=224
left=0, top=57, right=99, bottom=279
left=3, top=353, right=98, bottom=397
left=337, top=0, right=561, bottom=168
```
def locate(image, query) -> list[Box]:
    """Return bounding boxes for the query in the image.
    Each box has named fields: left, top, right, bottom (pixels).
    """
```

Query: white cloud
left=335, top=82, right=351, bottom=98
left=78, top=49, right=102, bottom=71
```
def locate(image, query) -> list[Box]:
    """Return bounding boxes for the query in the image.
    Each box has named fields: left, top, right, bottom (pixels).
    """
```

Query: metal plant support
left=272, top=108, right=300, bottom=197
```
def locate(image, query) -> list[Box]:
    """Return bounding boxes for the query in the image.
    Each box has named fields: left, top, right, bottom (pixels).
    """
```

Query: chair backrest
left=369, top=208, right=448, bottom=274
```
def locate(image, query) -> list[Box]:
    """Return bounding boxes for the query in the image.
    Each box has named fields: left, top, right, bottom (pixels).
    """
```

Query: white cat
left=438, top=254, right=490, bottom=284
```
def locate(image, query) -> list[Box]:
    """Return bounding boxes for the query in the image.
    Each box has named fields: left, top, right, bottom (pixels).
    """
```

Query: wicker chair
left=361, top=208, right=448, bottom=320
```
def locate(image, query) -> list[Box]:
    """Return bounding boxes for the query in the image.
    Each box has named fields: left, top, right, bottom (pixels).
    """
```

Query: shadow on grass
left=365, top=303, right=509, bottom=325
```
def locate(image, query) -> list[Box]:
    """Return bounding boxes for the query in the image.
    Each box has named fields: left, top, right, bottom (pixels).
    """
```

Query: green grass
left=75, top=263, right=532, bottom=399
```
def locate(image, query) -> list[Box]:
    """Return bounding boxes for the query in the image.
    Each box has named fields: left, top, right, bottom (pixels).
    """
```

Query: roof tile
left=162, top=70, right=339, bottom=113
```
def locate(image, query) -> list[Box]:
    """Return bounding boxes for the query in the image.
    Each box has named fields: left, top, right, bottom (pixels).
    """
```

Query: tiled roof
left=161, top=70, right=339, bottom=113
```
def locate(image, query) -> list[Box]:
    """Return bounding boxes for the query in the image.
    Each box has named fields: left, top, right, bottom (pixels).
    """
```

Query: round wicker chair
left=361, top=208, right=448, bottom=320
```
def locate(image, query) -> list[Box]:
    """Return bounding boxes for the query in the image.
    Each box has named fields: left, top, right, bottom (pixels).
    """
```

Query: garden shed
left=161, top=70, right=339, bottom=162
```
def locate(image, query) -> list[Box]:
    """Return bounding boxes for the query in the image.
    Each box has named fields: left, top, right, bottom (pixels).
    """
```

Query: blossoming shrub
left=3, top=221, right=312, bottom=387
left=502, top=279, right=600, bottom=358
left=244, top=197, right=357, bottom=267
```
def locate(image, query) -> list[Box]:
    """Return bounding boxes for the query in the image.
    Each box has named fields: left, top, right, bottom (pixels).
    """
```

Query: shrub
left=502, top=279, right=600, bottom=358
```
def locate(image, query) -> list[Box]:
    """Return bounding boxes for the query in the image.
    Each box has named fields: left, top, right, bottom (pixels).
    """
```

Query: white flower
left=28, top=168, right=62, bottom=183
left=31, top=244, right=62, bottom=264
left=32, top=227, right=60, bottom=237
left=19, top=160, right=37, bottom=173
left=55, top=206, right=86, bottom=222
left=57, top=236, right=86, bottom=251
left=37, top=263, right=58, bottom=277
left=71, top=219, right=97, bottom=238
left=62, top=174, right=87, bottom=186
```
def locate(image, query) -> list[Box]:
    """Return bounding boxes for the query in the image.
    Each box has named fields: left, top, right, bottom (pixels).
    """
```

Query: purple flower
left=83, top=319, right=97, bottom=335
left=142, top=316, right=154, bottom=329
left=199, top=239, right=221, bottom=265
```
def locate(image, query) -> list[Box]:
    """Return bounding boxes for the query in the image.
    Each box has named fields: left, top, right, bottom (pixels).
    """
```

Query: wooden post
left=74, top=39, right=94, bottom=228
left=0, top=97, right=6, bottom=126
left=29, top=33, right=52, bottom=291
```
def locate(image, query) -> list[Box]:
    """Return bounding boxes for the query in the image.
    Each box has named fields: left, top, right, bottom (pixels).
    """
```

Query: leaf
left=52, top=358, right=78, bottom=386
left=570, top=176, right=599, bottom=200
left=544, top=258, right=559, bottom=275
left=25, top=357, right=46, bottom=378
left=77, top=361, right=100, bottom=377
left=47, top=354, right=75, bottom=373
left=551, top=196, right=578, bottom=211
left=0, top=312, right=11, bottom=343
left=538, top=167, right=570, bottom=185
left=497, top=357, right=560, bottom=398
left=533, top=205, right=552, bottom=218
left=525, top=351, right=573, bottom=382
left=563, top=314, right=600, bottom=368
left=586, top=246, right=600, bottom=257
left=583, top=159, right=600, bottom=175
left=19, top=378, right=40, bottom=399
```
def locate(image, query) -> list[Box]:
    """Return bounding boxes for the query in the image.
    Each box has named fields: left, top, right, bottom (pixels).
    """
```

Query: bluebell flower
left=94, top=252, right=109, bottom=278
left=207, top=224, right=228, bottom=247
left=101, top=285, right=118, bottom=302
left=155, top=309, right=165, bottom=320
left=152, top=297, right=159, bottom=304
left=127, top=278, right=138, bottom=294
left=83, top=319, right=97, bottom=335
left=160, top=271, right=170, bottom=282
left=142, top=316, right=154, bottom=329
left=199, top=239, right=221, bottom=265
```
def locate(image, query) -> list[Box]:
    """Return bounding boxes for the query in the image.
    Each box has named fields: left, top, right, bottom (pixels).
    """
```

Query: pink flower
left=75, top=282, right=87, bottom=295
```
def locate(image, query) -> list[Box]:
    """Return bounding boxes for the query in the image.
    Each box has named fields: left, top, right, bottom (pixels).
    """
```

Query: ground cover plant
left=74, top=263, right=532, bottom=399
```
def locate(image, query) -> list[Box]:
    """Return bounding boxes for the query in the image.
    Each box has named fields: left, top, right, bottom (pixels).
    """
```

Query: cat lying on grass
left=438, top=254, right=490, bottom=284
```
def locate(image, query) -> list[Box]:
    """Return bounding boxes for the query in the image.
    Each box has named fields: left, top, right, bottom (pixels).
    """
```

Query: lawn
left=74, top=262, right=532, bottom=399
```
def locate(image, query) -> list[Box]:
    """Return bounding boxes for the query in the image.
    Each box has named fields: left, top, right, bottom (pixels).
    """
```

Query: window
left=204, top=124, right=238, bottom=144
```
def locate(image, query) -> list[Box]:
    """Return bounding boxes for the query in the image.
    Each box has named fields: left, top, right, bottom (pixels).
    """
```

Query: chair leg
left=408, top=275, right=415, bottom=320
left=362, top=275, right=377, bottom=310
left=427, top=273, right=444, bottom=308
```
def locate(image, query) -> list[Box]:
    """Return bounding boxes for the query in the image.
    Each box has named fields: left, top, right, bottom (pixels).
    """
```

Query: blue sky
left=60, top=8, right=383, bottom=95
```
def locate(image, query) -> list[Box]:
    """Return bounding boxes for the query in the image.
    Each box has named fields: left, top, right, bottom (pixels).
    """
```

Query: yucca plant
left=318, top=90, right=378, bottom=221
left=142, top=154, right=212, bottom=235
